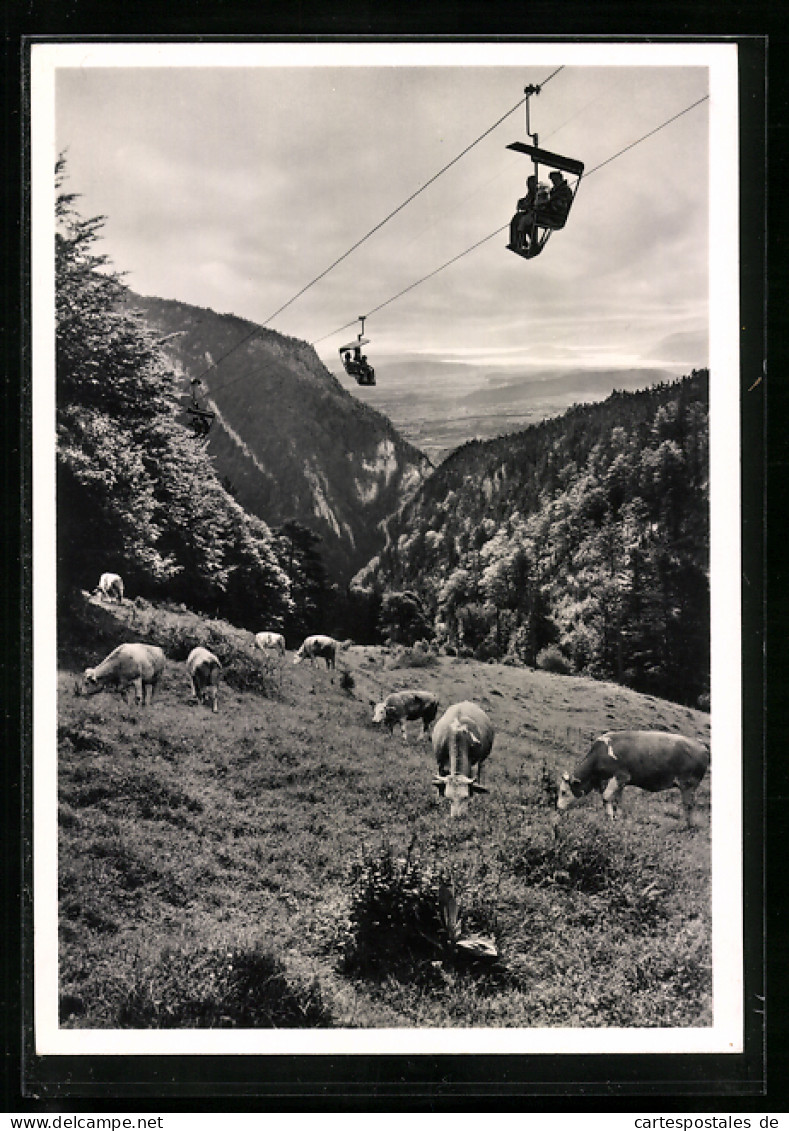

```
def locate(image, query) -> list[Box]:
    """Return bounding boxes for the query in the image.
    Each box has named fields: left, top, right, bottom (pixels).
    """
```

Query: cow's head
left=292, top=652, right=304, bottom=666
left=81, top=669, right=104, bottom=697
left=556, top=771, right=585, bottom=811
left=433, top=773, right=488, bottom=818
left=371, top=701, right=386, bottom=725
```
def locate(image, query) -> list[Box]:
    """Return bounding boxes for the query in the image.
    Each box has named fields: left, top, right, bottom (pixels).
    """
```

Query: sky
left=48, top=43, right=720, bottom=393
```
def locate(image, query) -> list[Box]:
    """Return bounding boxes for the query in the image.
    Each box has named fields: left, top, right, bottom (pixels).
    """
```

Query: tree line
left=55, top=158, right=331, bottom=640
left=353, top=373, right=710, bottom=706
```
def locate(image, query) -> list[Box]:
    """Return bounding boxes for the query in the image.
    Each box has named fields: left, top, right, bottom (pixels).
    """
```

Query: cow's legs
left=678, top=782, right=698, bottom=828
left=400, top=719, right=409, bottom=744
left=602, top=776, right=624, bottom=820
left=133, top=675, right=144, bottom=705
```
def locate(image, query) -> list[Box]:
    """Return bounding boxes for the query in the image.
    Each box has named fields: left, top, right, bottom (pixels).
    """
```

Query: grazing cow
left=372, top=690, right=439, bottom=743
left=293, top=634, right=337, bottom=670
left=82, top=642, right=165, bottom=706
left=95, top=572, right=124, bottom=603
left=186, top=646, right=222, bottom=713
left=557, top=730, right=710, bottom=827
left=432, top=701, right=494, bottom=818
left=255, top=631, right=286, bottom=657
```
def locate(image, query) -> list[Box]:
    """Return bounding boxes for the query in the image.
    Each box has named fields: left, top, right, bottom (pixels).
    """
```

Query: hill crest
left=127, top=292, right=432, bottom=584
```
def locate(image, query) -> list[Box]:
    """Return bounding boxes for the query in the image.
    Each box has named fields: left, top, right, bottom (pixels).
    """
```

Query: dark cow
left=372, top=690, right=439, bottom=743
left=557, top=730, right=710, bottom=827
left=432, top=701, right=494, bottom=818
left=82, top=642, right=165, bottom=706
left=186, top=646, right=222, bottom=713
left=293, top=634, right=337, bottom=670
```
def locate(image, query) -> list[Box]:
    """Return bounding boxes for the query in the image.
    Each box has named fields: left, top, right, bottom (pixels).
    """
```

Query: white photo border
left=32, top=38, right=743, bottom=1057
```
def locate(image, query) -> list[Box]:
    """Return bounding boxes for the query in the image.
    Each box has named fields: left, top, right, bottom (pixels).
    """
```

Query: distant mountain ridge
left=127, top=293, right=432, bottom=584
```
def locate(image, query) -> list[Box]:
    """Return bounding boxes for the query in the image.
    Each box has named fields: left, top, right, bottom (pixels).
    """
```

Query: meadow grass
left=57, top=598, right=712, bottom=1029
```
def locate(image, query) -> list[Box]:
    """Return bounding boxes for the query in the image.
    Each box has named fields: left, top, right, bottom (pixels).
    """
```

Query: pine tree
left=55, top=157, right=291, bottom=626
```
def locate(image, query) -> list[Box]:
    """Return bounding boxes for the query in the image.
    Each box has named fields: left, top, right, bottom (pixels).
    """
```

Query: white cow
left=82, top=642, right=165, bottom=706
left=432, top=701, right=494, bottom=818
left=95, top=572, right=124, bottom=603
left=255, top=631, right=286, bottom=657
left=293, top=635, right=337, bottom=670
left=372, top=690, right=439, bottom=743
left=186, top=646, right=222, bottom=713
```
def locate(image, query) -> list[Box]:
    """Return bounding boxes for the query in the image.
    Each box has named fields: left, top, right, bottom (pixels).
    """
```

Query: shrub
left=117, top=942, right=333, bottom=1028
left=536, top=644, right=572, bottom=674
left=339, top=669, right=355, bottom=694
left=387, top=645, right=438, bottom=670
left=341, top=842, right=498, bottom=978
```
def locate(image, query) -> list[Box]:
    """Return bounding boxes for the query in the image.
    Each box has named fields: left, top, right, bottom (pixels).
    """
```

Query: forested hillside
left=126, top=293, right=431, bottom=584
left=56, top=160, right=292, bottom=630
left=355, top=374, right=709, bottom=706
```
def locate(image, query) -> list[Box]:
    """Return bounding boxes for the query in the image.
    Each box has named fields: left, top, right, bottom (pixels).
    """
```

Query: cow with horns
left=431, top=701, right=494, bottom=818
left=371, top=689, right=439, bottom=744
left=557, top=730, right=710, bottom=828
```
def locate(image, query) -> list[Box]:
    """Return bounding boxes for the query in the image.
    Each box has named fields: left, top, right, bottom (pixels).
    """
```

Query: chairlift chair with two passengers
left=338, top=316, right=376, bottom=386
left=507, top=84, right=584, bottom=260
left=185, top=377, right=216, bottom=437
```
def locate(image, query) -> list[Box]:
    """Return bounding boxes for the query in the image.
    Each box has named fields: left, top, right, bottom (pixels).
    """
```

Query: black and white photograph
left=31, top=40, right=745, bottom=1059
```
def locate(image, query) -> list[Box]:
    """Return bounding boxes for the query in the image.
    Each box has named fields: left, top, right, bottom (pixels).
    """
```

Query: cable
left=582, top=94, right=709, bottom=179
left=203, top=89, right=708, bottom=399
left=189, top=69, right=564, bottom=385
left=312, top=93, right=710, bottom=347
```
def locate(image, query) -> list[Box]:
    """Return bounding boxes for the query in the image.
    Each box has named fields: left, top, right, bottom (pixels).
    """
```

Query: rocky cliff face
left=129, top=293, right=432, bottom=584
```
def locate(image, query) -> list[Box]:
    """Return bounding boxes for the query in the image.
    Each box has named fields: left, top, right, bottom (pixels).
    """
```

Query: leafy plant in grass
left=518, top=760, right=560, bottom=809
left=341, top=842, right=498, bottom=978
left=117, top=942, right=333, bottom=1028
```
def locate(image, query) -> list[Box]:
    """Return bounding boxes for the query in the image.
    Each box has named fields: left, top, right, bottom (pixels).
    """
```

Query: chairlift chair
left=185, top=378, right=216, bottom=436
left=338, top=316, right=376, bottom=386
left=506, top=84, right=584, bottom=260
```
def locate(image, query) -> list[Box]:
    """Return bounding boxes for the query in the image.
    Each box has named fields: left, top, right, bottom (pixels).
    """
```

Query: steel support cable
left=204, top=87, right=706, bottom=400
left=189, top=69, right=565, bottom=386
left=313, top=93, right=710, bottom=346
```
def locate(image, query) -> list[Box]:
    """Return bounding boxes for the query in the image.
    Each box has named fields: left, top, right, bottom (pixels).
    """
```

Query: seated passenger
left=543, top=170, right=573, bottom=227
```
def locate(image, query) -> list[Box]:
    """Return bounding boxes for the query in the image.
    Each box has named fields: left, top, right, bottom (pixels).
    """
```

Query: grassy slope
left=58, top=599, right=711, bottom=1030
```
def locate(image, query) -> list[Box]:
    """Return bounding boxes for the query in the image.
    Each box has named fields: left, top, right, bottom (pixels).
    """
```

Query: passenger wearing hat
left=546, top=170, right=573, bottom=227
